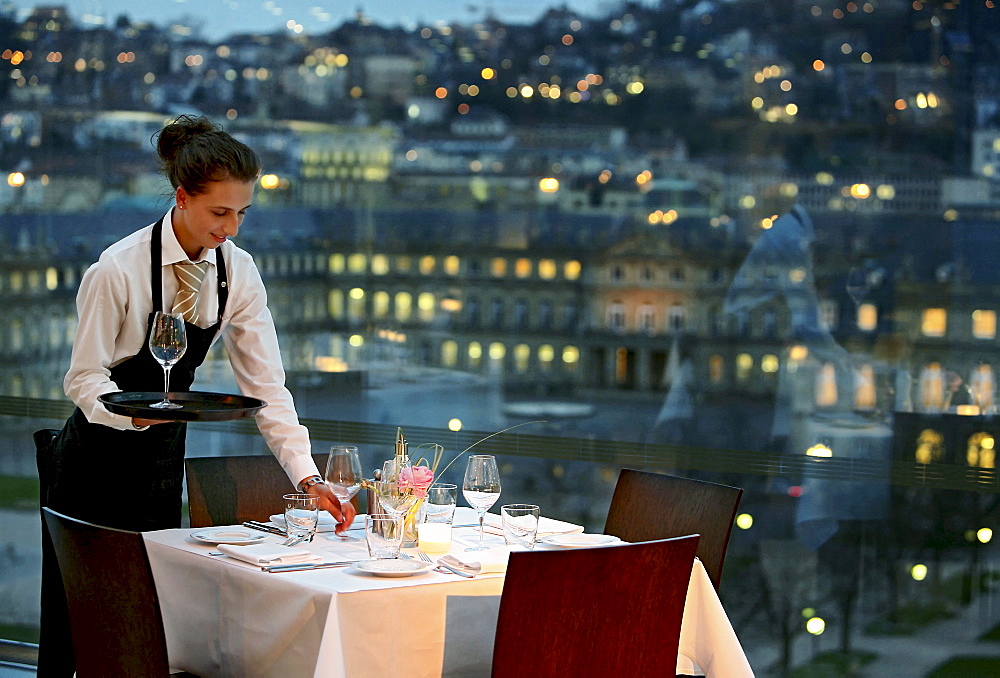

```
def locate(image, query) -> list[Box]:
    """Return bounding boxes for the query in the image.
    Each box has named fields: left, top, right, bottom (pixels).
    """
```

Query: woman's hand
left=304, top=481, right=358, bottom=534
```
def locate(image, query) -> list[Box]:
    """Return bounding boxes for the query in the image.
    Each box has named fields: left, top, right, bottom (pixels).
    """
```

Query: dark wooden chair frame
left=603, top=468, right=743, bottom=590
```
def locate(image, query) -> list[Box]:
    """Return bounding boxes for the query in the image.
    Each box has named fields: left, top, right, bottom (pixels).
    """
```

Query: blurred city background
left=2, top=0, right=1000, bottom=675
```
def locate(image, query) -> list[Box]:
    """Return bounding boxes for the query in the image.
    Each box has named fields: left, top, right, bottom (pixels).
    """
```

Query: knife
left=263, top=560, right=354, bottom=573
left=243, top=521, right=287, bottom=536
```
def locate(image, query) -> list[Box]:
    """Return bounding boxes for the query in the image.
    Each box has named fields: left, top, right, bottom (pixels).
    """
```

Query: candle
left=418, top=522, right=452, bottom=553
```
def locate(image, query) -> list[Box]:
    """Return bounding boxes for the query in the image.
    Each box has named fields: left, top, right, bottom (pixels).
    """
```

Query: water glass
left=283, top=493, right=319, bottom=542
left=424, top=483, right=458, bottom=524
left=501, top=504, right=540, bottom=549
left=366, top=514, right=403, bottom=559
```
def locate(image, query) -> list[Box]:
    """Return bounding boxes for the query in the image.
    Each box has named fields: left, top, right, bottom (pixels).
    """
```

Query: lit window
left=328, top=289, right=344, bottom=318
left=444, top=255, right=460, bottom=276
left=736, top=353, right=753, bottom=381
left=46, top=267, right=58, bottom=290
left=538, top=259, right=557, bottom=279
left=468, top=341, right=483, bottom=368
left=915, top=428, right=943, bottom=464
left=347, top=253, right=366, bottom=273
left=967, top=432, right=996, bottom=469
left=347, top=289, right=365, bottom=319
left=615, top=347, right=629, bottom=384
left=489, top=342, right=506, bottom=360
left=857, top=303, right=877, bottom=331
left=491, top=258, right=507, bottom=277
left=562, top=345, right=580, bottom=370
left=372, top=291, right=389, bottom=318
left=328, top=254, right=344, bottom=273
left=973, top=310, right=996, bottom=339
left=855, top=364, right=876, bottom=409
left=441, top=340, right=458, bottom=368
left=761, top=354, right=779, bottom=373
left=515, top=258, right=532, bottom=278
left=816, top=362, right=837, bottom=406
left=419, top=256, right=435, bottom=275
left=922, top=308, right=947, bottom=337
left=971, top=364, right=995, bottom=410
left=371, top=254, right=389, bottom=275
left=564, top=260, right=581, bottom=280
left=395, top=292, right=412, bottom=322
left=538, top=344, right=554, bottom=368
left=919, top=362, right=944, bottom=410
left=417, top=292, right=435, bottom=322
left=709, top=355, right=724, bottom=383
left=514, top=343, right=530, bottom=372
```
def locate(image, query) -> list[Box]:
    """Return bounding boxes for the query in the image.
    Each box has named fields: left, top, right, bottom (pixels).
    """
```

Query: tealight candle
left=418, top=522, right=452, bottom=553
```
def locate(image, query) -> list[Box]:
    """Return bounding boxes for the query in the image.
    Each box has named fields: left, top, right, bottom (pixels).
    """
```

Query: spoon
left=436, top=554, right=482, bottom=578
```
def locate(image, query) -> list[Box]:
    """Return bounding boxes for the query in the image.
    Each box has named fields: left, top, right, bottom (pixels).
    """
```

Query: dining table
left=142, top=507, right=754, bottom=677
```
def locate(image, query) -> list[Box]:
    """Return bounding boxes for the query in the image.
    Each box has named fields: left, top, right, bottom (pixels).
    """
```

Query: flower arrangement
left=366, top=422, right=542, bottom=541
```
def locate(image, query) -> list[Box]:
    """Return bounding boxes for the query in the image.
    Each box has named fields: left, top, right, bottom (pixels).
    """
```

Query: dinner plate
left=99, top=391, right=267, bottom=421
left=190, top=529, right=266, bottom=545
left=352, top=560, right=435, bottom=577
left=540, top=533, right=622, bottom=548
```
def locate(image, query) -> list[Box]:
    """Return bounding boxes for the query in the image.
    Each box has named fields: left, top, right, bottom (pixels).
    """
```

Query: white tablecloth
left=143, top=513, right=752, bottom=677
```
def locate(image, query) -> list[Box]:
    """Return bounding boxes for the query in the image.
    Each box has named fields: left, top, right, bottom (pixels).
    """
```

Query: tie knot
left=174, top=261, right=209, bottom=290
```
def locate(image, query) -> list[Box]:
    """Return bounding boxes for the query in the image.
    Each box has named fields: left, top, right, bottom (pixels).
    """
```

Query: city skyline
left=7, top=0, right=616, bottom=40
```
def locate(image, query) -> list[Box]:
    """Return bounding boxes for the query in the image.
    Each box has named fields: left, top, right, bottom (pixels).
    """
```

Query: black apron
left=37, top=216, right=229, bottom=676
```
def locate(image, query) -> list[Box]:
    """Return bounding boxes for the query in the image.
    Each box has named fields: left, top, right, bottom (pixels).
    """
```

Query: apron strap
left=149, top=215, right=229, bottom=323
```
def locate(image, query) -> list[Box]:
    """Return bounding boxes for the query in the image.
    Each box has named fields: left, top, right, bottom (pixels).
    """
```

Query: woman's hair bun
left=156, top=115, right=219, bottom=165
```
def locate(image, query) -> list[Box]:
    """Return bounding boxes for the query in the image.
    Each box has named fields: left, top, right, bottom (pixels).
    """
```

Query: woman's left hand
left=305, top=482, right=357, bottom=534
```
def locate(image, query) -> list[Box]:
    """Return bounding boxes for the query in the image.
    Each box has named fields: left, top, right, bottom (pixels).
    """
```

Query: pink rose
left=405, top=465, right=435, bottom=498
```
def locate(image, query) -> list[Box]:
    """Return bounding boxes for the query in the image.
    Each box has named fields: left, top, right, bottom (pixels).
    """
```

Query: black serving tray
left=99, top=391, right=267, bottom=422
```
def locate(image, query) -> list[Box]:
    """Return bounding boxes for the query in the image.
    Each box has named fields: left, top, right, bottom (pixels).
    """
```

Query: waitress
left=36, top=115, right=355, bottom=676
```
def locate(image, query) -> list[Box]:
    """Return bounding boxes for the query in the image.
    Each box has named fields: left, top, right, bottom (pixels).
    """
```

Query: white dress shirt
left=64, top=209, right=320, bottom=486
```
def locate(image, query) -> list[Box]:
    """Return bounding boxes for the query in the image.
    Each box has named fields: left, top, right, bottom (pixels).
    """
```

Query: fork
left=416, top=551, right=433, bottom=564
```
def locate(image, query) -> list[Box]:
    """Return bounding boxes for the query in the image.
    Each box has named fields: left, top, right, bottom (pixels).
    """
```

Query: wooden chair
left=185, top=453, right=333, bottom=527
left=603, top=468, right=743, bottom=591
left=41, top=507, right=193, bottom=677
left=491, top=534, right=700, bottom=678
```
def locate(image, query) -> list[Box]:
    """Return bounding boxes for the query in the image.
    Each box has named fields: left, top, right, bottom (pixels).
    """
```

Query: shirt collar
left=161, top=208, right=218, bottom=267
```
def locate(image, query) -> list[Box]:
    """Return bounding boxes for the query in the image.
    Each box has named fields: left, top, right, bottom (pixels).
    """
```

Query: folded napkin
left=481, top=513, right=585, bottom=538
left=270, top=513, right=340, bottom=533
left=217, top=543, right=324, bottom=566
left=447, top=547, right=512, bottom=573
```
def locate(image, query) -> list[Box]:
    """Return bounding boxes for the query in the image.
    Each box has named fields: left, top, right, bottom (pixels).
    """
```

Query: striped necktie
left=172, top=261, right=210, bottom=326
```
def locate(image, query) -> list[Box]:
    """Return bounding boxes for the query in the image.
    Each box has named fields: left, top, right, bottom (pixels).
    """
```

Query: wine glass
left=148, top=311, right=187, bottom=409
left=325, top=445, right=363, bottom=540
left=462, top=455, right=501, bottom=552
left=375, top=457, right=417, bottom=518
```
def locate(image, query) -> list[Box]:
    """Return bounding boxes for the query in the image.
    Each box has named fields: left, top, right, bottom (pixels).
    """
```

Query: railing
left=3, top=394, right=998, bottom=494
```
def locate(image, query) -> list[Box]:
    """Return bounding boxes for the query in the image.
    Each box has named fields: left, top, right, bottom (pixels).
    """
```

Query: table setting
left=142, top=427, right=752, bottom=677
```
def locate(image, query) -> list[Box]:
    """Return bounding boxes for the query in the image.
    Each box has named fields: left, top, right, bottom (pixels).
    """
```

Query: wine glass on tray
left=148, top=311, right=187, bottom=409
left=462, top=455, right=501, bottom=552
left=325, top=445, right=363, bottom=540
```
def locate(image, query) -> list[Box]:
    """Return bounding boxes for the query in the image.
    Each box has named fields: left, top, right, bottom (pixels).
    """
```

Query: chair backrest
left=492, top=534, right=700, bottom=678
left=33, top=428, right=60, bottom=454
left=603, top=468, right=743, bottom=590
left=42, top=507, right=172, bottom=678
left=185, top=453, right=330, bottom=527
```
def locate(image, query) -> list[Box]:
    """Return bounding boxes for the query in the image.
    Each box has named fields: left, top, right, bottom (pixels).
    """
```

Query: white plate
left=352, top=560, right=435, bottom=577
left=540, top=533, right=621, bottom=548
left=190, top=529, right=266, bottom=545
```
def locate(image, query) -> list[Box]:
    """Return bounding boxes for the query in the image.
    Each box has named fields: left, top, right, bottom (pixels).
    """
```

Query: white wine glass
left=325, top=445, right=363, bottom=540
left=148, top=311, right=187, bottom=409
left=376, top=457, right=417, bottom=518
left=462, top=455, right=501, bottom=552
